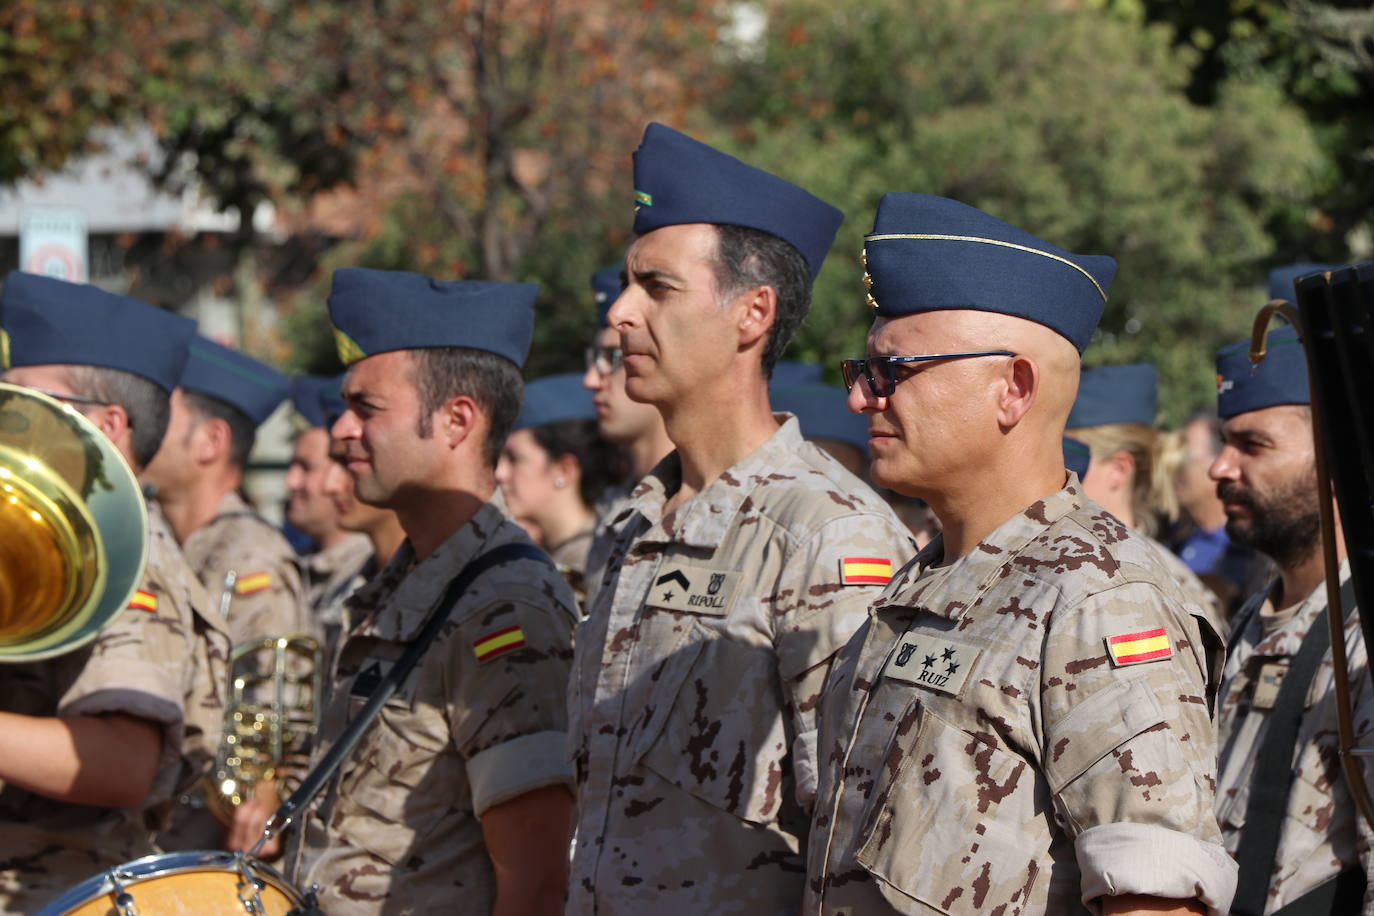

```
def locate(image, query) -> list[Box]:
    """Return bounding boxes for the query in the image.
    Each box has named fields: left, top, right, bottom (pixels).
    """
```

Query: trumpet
left=202, top=632, right=324, bottom=823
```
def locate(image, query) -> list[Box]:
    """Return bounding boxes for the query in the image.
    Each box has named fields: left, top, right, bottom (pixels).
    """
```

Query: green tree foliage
left=700, top=0, right=1321, bottom=420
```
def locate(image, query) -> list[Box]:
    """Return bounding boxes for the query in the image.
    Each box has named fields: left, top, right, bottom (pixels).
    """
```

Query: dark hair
left=530, top=419, right=622, bottom=509
left=64, top=365, right=171, bottom=469
left=410, top=347, right=523, bottom=467
left=181, top=391, right=257, bottom=470
left=711, top=224, right=813, bottom=378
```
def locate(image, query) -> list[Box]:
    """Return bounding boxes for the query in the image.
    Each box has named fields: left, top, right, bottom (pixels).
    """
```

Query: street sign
left=20, top=208, right=88, bottom=282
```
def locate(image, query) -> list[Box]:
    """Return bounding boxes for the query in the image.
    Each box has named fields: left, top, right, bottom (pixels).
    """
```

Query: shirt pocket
left=853, top=703, right=1046, bottom=915
left=334, top=705, right=453, bottom=867
left=631, top=619, right=790, bottom=826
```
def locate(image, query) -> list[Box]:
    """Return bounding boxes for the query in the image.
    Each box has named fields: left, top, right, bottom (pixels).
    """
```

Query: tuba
left=1251, top=260, right=1374, bottom=832
left=0, top=383, right=148, bottom=662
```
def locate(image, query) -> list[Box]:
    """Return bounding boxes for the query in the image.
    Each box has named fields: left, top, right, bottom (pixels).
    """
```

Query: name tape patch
left=1105, top=627, right=1172, bottom=667
left=839, top=556, right=893, bottom=586
left=883, top=632, right=979, bottom=696
left=649, top=563, right=740, bottom=617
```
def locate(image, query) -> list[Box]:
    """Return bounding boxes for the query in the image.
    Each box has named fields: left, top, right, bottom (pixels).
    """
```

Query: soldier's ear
left=995, top=354, right=1040, bottom=430
left=437, top=394, right=480, bottom=452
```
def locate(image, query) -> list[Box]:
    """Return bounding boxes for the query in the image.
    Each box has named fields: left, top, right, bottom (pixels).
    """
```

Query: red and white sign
left=20, top=208, right=88, bottom=282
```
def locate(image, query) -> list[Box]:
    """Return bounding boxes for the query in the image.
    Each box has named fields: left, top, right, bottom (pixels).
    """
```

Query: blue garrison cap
left=290, top=375, right=337, bottom=428
left=1269, top=263, right=1336, bottom=303
left=328, top=268, right=536, bottom=369
left=863, top=194, right=1116, bottom=353
left=0, top=270, right=195, bottom=392
left=1067, top=363, right=1158, bottom=429
left=1215, top=325, right=1309, bottom=420
left=592, top=265, right=622, bottom=327
left=515, top=373, right=596, bottom=431
left=180, top=337, right=289, bottom=425
left=1063, top=436, right=1092, bottom=478
left=771, top=383, right=869, bottom=454
left=631, top=123, right=844, bottom=279
left=317, top=374, right=346, bottom=428
left=772, top=361, right=823, bottom=387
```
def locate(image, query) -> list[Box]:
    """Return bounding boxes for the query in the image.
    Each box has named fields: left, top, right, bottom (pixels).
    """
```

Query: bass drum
left=36, top=850, right=316, bottom=916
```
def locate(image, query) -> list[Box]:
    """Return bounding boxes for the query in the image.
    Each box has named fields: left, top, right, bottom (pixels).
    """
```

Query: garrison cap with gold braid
left=179, top=336, right=289, bottom=425
left=861, top=194, right=1116, bottom=353
left=631, top=122, right=844, bottom=279
left=0, top=270, right=195, bottom=391
left=1215, top=325, right=1309, bottom=420
left=328, top=267, right=536, bottom=369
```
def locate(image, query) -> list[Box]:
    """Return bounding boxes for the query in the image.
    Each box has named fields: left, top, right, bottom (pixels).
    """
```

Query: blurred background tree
left=1, top=0, right=1363, bottom=420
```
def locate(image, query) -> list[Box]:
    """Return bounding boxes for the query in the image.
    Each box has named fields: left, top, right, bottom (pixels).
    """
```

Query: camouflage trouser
left=0, top=840, right=121, bottom=916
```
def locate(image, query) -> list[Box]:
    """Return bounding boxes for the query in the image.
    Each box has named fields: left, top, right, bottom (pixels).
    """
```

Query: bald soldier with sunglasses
left=807, top=194, right=1234, bottom=915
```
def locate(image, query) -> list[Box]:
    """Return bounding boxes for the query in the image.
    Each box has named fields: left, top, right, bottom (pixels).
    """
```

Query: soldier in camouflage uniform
left=287, top=374, right=372, bottom=624
left=1211, top=296, right=1374, bottom=913
left=0, top=272, right=229, bottom=913
left=145, top=336, right=308, bottom=646
left=290, top=268, right=577, bottom=916
left=567, top=123, right=915, bottom=915
left=1065, top=362, right=1228, bottom=638
left=807, top=194, right=1236, bottom=915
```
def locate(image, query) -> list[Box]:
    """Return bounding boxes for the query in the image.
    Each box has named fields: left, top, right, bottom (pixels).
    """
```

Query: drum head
left=37, top=850, right=305, bottom=916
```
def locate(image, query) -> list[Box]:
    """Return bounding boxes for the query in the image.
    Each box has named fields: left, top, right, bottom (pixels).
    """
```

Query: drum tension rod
left=107, top=868, right=139, bottom=916
left=234, top=851, right=269, bottom=916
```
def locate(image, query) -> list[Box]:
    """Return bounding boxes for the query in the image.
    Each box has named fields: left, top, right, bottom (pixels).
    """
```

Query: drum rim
left=36, top=849, right=303, bottom=915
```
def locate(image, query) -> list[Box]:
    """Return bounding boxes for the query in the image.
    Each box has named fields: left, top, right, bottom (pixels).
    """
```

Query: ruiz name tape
left=883, top=632, right=979, bottom=696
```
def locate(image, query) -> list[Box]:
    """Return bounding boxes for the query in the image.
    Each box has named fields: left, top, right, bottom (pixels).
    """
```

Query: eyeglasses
left=840, top=350, right=1018, bottom=398
left=584, top=345, right=624, bottom=376
left=26, top=387, right=114, bottom=409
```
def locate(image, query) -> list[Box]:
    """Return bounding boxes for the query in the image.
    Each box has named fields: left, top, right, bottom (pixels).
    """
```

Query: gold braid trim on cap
left=863, top=233, right=1108, bottom=303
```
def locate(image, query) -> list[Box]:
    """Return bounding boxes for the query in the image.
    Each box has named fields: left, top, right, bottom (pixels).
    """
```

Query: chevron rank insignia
left=839, top=556, right=893, bottom=585
left=473, top=625, right=526, bottom=663
left=234, top=572, right=272, bottom=596
left=1106, top=627, right=1172, bottom=667
left=128, top=589, right=158, bottom=613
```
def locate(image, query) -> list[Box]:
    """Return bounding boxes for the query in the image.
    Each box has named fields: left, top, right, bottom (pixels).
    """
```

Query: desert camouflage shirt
left=182, top=490, right=310, bottom=644
left=297, top=532, right=375, bottom=663
left=567, top=417, right=916, bottom=915
left=1216, top=562, right=1374, bottom=914
left=1150, top=535, right=1229, bottom=641
left=294, top=500, right=577, bottom=916
left=807, top=478, right=1236, bottom=916
left=0, top=500, right=229, bottom=914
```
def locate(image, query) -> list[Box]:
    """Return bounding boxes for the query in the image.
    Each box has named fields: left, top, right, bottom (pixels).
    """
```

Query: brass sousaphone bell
left=0, top=383, right=148, bottom=662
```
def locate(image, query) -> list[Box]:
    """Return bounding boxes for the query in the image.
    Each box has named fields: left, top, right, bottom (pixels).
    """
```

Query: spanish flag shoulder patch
left=473, top=625, right=526, bottom=663
left=234, top=572, right=273, bottom=596
left=128, top=589, right=158, bottom=613
left=1106, top=627, right=1172, bottom=667
left=839, top=556, right=893, bottom=586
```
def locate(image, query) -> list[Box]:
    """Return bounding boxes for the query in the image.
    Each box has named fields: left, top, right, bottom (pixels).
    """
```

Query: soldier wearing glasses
left=565, top=123, right=914, bottom=915
left=806, top=194, right=1234, bottom=915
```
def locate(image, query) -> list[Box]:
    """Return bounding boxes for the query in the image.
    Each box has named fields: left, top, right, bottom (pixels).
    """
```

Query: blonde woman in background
left=1066, top=362, right=1229, bottom=639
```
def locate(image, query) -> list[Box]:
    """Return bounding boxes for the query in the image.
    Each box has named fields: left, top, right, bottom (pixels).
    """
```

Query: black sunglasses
left=840, top=350, right=1018, bottom=397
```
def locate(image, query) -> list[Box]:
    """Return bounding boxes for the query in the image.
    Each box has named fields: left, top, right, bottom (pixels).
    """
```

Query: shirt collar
left=627, top=414, right=806, bottom=550
left=347, top=500, right=508, bottom=642
left=879, top=474, right=1086, bottom=621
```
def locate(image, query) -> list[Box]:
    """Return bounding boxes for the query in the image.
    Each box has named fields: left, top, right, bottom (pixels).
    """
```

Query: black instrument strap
left=1270, top=866, right=1365, bottom=916
left=265, top=541, right=546, bottom=836
left=1231, top=577, right=1359, bottom=916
